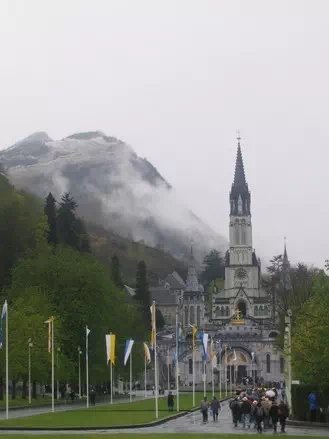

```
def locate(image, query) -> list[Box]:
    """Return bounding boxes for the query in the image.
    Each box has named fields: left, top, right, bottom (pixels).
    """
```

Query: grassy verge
left=0, top=397, right=55, bottom=408
left=0, top=392, right=227, bottom=428
left=0, top=435, right=326, bottom=439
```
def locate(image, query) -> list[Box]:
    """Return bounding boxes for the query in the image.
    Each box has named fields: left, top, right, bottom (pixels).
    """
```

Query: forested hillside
left=0, top=173, right=152, bottom=397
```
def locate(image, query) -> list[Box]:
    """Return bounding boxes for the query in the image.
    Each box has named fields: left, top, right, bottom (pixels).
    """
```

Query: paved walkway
left=0, top=399, right=329, bottom=436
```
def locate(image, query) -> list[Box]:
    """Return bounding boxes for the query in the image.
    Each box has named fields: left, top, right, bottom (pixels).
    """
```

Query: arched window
left=266, top=354, right=271, bottom=374
left=241, top=220, right=246, bottom=245
left=184, top=306, right=189, bottom=326
left=220, top=306, right=225, bottom=317
left=215, top=307, right=220, bottom=318
left=235, top=219, right=240, bottom=245
left=197, top=306, right=201, bottom=327
left=190, top=306, right=195, bottom=325
left=264, top=306, right=269, bottom=316
left=259, top=306, right=264, bottom=317
left=225, top=306, right=230, bottom=317
left=254, top=306, right=259, bottom=316
left=237, top=301, right=247, bottom=317
left=189, top=359, right=193, bottom=374
left=280, top=357, right=285, bottom=374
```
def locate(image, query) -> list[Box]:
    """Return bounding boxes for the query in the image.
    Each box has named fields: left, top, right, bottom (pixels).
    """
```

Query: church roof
left=280, top=242, right=292, bottom=291
left=230, top=138, right=251, bottom=215
left=160, top=271, right=185, bottom=290
left=150, top=287, right=177, bottom=305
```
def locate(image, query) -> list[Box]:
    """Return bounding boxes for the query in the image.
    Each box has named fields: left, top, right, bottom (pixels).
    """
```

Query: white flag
left=124, top=339, right=134, bottom=366
left=86, top=326, right=91, bottom=337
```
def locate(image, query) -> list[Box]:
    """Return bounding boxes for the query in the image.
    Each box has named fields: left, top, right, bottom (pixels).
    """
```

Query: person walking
left=200, top=396, right=209, bottom=423
left=167, top=391, right=174, bottom=412
left=270, top=401, right=279, bottom=433
left=250, top=400, right=258, bottom=429
left=240, top=396, right=251, bottom=428
left=278, top=401, right=289, bottom=433
left=90, top=387, right=96, bottom=406
left=262, top=397, right=272, bottom=429
left=308, top=392, right=317, bottom=422
left=255, top=401, right=265, bottom=433
left=230, top=398, right=242, bottom=428
left=211, top=396, right=221, bottom=421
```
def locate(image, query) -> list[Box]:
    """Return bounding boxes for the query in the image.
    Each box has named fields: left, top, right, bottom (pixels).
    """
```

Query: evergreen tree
left=135, top=261, right=151, bottom=323
left=57, top=192, right=90, bottom=252
left=200, top=249, right=224, bottom=286
left=44, top=192, right=57, bottom=245
left=111, top=254, right=124, bottom=290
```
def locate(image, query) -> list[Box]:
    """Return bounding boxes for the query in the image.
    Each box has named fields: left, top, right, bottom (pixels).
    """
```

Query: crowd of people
left=229, top=388, right=290, bottom=433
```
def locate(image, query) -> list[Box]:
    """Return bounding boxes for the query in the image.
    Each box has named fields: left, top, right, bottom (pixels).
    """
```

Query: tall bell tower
left=225, top=135, right=260, bottom=293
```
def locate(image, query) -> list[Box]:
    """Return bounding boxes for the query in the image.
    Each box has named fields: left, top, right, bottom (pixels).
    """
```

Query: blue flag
left=0, top=301, right=7, bottom=349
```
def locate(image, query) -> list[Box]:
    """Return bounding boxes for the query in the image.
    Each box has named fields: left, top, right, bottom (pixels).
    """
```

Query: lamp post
left=284, top=309, right=292, bottom=413
left=78, top=347, right=82, bottom=399
left=28, top=338, right=33, bottom=404
left=56, top=347, right=61, bottom=401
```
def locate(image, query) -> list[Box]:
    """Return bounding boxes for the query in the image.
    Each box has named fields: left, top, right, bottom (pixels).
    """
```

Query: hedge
left=292, top=384, right=329, bottom=421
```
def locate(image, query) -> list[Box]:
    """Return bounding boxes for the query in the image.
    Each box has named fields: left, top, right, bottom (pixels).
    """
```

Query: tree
left=44, top=193, right=57, bottom=245
left=292, top=272, right=329, bottom=386
left=57, top=193, right=90, bottom=253
left=156, top=308, right=165, bottom=330
left=200, top=249, right=224, bottom=287
left=135, top=261, right=151, bottom=324
left=111, top=255, right=124, bottom=290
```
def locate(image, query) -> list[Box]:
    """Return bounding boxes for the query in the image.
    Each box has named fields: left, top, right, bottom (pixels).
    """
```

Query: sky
left=0, top=0, right=328, bottom=268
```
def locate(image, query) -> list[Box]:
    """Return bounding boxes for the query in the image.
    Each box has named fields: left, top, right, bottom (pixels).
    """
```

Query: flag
left=172, top=352, right=177, bottom=368
left=143, top=342, right=151, bottom=363
left=44, top=316, right=54, bottom=353
left=233, top=350, right=237, bottom=361
left=124, top=339, right=134, bottom=366
left=200, top=331, right=209, bottom=360
left=251, top=351, right=255, bottom=361
left=105, top=334, right=116, bottom=365
left=210, top=338, right=217, bottom=368
left=86, top=326, right=91, bottom=337
left=0, top=301, right=7, bottom=349
left=150, top=302, right=156, bottom=349
left=192, top=327, right=198, bottom=352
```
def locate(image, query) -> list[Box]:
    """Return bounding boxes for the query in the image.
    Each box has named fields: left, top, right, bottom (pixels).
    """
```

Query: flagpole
left=78, top=347, right=81, bottom=399
left=212, top=362, right=214, bottom=397
left=86, top=326, right=89, bottom=408
left=5, top=301, right=8, bottom=420
left=203, top=359, right=206, bottom=397
left=225, top=346, right=228, bottom=397
left=51, top=318, right=54, bottom=413
left=153, top=301, right=159, bottom=418
left=144, top=356, right=147, bottom=399
left=192, top=345, right=195, bottom=406
left=167, top=348, right=170, bottom=393
left=219, top=354, right=222, bottom=398
left=130, top=349, right=132, bottom=403
left=175, top=311, right=179, bottom=412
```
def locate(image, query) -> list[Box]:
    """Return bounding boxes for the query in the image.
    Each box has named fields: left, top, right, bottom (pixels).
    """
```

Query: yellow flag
left=150, top=302, right=156, bottom=348
left=143, top=342, right=151, bottom=362
left=110, top=334, right=116, bottom=364
left=192, top=327, right=198, bottom=351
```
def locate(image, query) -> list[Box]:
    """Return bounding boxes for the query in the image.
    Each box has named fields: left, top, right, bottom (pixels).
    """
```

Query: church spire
left=280, top=238, right=292, bottom=291
left=230, top=134, right=251, bottom=215
left=185, top=246, right=200, bottom=292
left=233, top=135, right=247, bottom=188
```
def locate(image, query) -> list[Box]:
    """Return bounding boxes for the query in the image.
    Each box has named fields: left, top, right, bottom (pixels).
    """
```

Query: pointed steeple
left=280, top=238, right=292, bottom=291
left=230, top=134, right=251, bottom=216
left=185, top=246, right=200, bottom=292
left=233, top=140, right=247, bottom=188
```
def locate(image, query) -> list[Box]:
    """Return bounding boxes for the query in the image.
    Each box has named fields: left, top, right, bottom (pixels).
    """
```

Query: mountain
left=0, top=131, right=227, bottom=262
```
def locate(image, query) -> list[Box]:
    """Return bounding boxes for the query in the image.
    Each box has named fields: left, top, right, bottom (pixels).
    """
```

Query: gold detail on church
left=232, top=308, right=245, bottom=325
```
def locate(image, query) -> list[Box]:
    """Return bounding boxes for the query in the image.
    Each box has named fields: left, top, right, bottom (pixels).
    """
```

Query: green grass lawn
left=0, top=435, right=327, bottom=439
left=0, top=392, right=228, bottom=428
left=0, top=396, right=59, bottom=408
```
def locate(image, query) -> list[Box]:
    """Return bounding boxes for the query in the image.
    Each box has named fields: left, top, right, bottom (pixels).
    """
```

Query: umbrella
left=266, top=390, right=276, bottom=397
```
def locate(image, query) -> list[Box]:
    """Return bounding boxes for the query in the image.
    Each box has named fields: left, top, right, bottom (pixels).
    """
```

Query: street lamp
left=28, top=338, right=33, bottom=404
left=57, top=347, right=61, bottom=401
left=78, top=347, right=82, bottom=399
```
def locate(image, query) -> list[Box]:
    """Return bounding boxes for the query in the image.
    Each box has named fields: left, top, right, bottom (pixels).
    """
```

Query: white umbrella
left=266, top=390, right=276, bottom=397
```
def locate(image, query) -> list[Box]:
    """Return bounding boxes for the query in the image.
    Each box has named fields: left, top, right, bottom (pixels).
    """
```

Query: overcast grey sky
left=0, top=0, right=328, bottom=268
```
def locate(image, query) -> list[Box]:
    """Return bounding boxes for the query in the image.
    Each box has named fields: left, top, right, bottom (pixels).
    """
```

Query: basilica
left=151, top=138, right=287, bottom=388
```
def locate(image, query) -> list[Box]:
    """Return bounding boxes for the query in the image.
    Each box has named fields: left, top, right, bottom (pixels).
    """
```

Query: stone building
left=155, top=138, right=287, bottom=388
